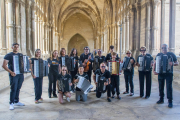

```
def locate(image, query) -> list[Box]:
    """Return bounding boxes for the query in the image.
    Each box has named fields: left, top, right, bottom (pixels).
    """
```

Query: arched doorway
left=68, top=34, right=88, bottom=55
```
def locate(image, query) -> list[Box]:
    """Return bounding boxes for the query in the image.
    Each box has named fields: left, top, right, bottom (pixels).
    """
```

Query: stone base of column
left=1, top=48, right=7, bottom=55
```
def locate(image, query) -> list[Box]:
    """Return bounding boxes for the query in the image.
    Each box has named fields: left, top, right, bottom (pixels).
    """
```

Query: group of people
left=2, top=43, right=179, bottom=110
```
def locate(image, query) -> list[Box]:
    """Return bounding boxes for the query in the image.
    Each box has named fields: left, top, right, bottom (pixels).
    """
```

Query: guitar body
left=84, top=61, right=90, bottom=72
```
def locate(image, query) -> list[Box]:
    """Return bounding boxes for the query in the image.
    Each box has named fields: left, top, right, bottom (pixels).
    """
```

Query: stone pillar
left=129, top=9, right=133, bottom=52
left=1, top=0, right=7, bottom=54
left=122, top=18, right=126, bottom=53
left=169, top=0, right=176, bottom=52
left=145, top=2, right=151, bottom=53
left=15, top=1, right=21, bottom=52
left=35, top=15, right=38, bottom=50
left=7, top=0, right=14, bottom=51
left=31, top=3, right=35, bottom=55
left=151, top=1, right=158, bottom=55
left=160, top=0, right=166, bottom=47
left=125, top=16, right=129, bottom=51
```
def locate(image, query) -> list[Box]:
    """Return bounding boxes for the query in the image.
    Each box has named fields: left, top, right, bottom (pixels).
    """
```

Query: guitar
left=83, top=49, right=96, bottom=72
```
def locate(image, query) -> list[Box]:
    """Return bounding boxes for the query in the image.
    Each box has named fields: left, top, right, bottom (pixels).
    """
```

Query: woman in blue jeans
left=30, top=49, right=43, bottom=104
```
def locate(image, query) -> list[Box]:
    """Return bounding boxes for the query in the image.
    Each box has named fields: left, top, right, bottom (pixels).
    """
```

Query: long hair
left=60, top=48, right=66, bottom=57
left=35, top=49, right=41, bottom=58
left=70, top=48, right=78, bottom=57
left=50, top=50, right=59, bottom=61
left=61, top=66, right=68, bottom=74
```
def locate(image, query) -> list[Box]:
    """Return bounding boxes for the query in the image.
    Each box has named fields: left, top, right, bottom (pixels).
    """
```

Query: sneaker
left=117, top=96, right=121, bottom=100
left=156, top=99, right=164, bottom=104
left=66, top=97, right=70, bottom=102
left=129, top=93, right=134, bottom=96
left=111, top=95, right=115, bottom=98
left=145, top=96, right=149, bottom=99
left=123, top=91, right=129, bottom=94
left=107, top=98, right=111, bottom=102
left=35, top=100, right=38, bottom=104
left=39, top=98, right=43, bottom=102
left=14, top=102, right=25, bottom=106
left=168, top=102, right=173, bottom=108
left=9, top=103, right=14, bottom=110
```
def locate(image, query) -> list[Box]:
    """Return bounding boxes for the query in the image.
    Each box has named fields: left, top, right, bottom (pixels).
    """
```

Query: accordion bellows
left=77, top=76, right=93, bottom=94
left=96, top=74, right=108, bottom=93
left=138, top=55, right=152, bottom=71
left=108, top=61, right=123, bottom=75
left=58, top=75, right=71, bottom=92
left=122, top=57, right=132, bottom=71
left=13, top=55, right=31, bottom=74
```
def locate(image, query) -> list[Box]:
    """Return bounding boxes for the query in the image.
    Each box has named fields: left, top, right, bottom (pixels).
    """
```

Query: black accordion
left=61, top=56, right=76, bottom=71
left=58, top=76, right=71, bottom=92
left=33, top=59, right=48, bottom=78
left=96, top=74, right=108, bottom=93
left=93, top=57, right=99, bottom=71
left=77, top=76, right=93, bottom=94
left=13, top=55, right=31, bottom=74
left=122, top=57, right=132, bottom=71
left=155, top=55, right=173, bottom=74
left=138, top=55, right=152, bottom=71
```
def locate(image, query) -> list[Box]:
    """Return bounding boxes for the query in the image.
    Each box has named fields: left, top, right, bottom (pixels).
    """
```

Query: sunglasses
left=101, top=66, right=105, bottom=68
left=162, top=47, right=167, bottom=50
left=140, top=50, right=146, bottom=51
left=62, top=70, right=67, bottom=71
left=126, top=53, right=131, bottom=54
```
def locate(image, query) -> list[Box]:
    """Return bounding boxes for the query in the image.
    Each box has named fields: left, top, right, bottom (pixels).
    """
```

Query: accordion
left=96, top=74, right=108, bottom=93
left=155, top=55, right=173, bottom=74
left=138, top=55, right=152, bottom=71
left=13, top=55, right=31, bottom=74
left=93, top=57, right=99, bottom=71
left=61, top=56, right=76, bottom=71
left=33, top=59, right=48, bottom=78
left=108, top=61, right=122, bottom=75
left=58, top=76, right=71, bottom=92
left=77, top=76, right=93, bottom=94
left=122, top=57, right=132, bottom=71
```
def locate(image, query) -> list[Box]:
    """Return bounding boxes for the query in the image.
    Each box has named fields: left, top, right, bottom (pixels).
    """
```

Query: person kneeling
left=74, top=65, right=90, bottom=102
left=93, top=63, right=112, bottom=102
left=57, top=66, right=72, bottom=104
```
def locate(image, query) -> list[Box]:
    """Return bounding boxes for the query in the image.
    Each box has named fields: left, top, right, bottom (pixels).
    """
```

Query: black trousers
left=158, top=73, right=173, bottom=101
left=85, top=70, right=92, bottom=83
left=71, top=70, right=78, bottom=90
left=124, top=74, right=134, bottom=93
left=96, top=85, right=111, bottom=98
left=48, top=73, right=58, bottom=94
left=9, top=74, right=24, bottom=104
left=111, top=75, right=120, bottom=96
left=33, top=77, right=43, bottom=101
left=139, top=71, right=152, bottom=97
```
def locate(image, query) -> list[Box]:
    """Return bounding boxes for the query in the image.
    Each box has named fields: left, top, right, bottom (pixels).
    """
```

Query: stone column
left=145, top=2, right=151, bottom=53
left=35, top=14, right=38, bottom=50
left=122, top=18, right=126, bottom=53
left=169, top=0, right=176, bottom=52
left=15, top=0, right=21, bottom=52
left=129, top=9, right=133, bottom=52
left=125, top=16, right=129, bottom=51
left=151, top=0, right=158, bottom=55
left=7, top=0, right=14, bottom=51
left=31, top=3, right=35, bottom=55
left=160, top=0, right=166, bottom=47
left=1, top=0, right=7, bottom=54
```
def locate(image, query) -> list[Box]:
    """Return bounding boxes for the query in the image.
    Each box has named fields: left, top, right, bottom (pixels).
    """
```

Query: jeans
left=48, top=73, right=58, bottom=94
left=96, top=84, right=111, bottom=98
left=33, top=77, right=43, bottom=100
left=124, top=74, right=134, bottom=93
left=111, top=75, right=120, bottom=96
left=9, top=74, right=24, bottom=104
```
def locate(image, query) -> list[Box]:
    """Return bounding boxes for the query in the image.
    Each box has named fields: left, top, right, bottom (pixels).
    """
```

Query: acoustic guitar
left=83, top=49, right=96, bottom=72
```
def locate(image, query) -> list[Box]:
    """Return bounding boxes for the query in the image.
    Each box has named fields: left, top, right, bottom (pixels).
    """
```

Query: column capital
left=153, top=0, right=160, bottom=6
left=5, top=0, right=14, bottom=3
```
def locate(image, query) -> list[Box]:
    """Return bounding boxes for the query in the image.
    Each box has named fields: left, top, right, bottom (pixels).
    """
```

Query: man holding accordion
left=2, top=43, right=26, bottom=110
left=153, top=44, right=179, bottom=108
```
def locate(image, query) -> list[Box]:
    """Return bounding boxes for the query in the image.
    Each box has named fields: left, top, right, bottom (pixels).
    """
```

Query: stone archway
left=68, top=34, right=88, bottom=55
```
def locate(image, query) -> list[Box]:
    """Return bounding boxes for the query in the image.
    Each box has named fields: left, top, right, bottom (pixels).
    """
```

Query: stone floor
left=0, top=74, right=180, bottom=120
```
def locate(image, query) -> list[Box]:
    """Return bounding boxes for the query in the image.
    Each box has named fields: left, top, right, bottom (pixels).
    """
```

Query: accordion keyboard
left=13, top=55, right=20, bottom=74
left=34, top=60, right=39, bottom=77
left=62, top=57, right=65, bottom=66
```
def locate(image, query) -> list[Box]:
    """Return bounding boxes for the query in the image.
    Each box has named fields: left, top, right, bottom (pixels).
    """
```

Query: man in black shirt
left=93, top=63, right=112, bottom=102
left=93, top=49, right=105, bottom=72
left=105, top=45, right=120, bottom=63
left=2, top=43, right=25, bottom=110
left=153, top=44, right=179, bottom=108
left=136, top=46, right=153, bottom=99
left=80, top=46, right=94, bottom=83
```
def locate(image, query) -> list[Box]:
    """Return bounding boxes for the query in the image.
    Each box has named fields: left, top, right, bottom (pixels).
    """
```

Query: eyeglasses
left=162, top=47, right=167, bottom=50
left=101, top=66, right=105, bottom=68
left=126, top=53, right=131, bottom=54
